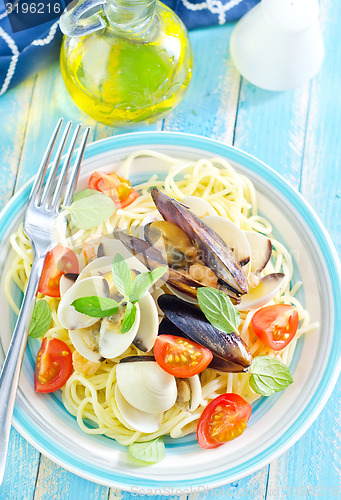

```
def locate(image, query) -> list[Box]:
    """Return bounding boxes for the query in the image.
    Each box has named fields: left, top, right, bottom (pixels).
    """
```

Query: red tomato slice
left=34, top=338, right=73, bottom=393
left=88, top=171, right=139, bottom=208
left=251, top=304, right=299, bottom=351
left=153, top=334, right=213, bottom=378
left=197, top=393, right=252, bottom=449
left=38, top=246, right=79, bottom=297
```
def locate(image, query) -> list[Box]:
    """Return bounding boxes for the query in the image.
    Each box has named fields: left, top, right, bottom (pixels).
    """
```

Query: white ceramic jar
left=230, top=0, right=324, bottom=91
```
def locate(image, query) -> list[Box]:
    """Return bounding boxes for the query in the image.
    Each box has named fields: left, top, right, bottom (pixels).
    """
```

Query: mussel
left=158, top=295, right=252, bottom=372
left=151, top=189, right=249, bottom=296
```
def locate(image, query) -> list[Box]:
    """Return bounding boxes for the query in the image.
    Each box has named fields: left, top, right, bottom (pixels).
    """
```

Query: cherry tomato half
left=38, top=245, right=79, bottom=297
left=251, top=304, right=299, bottom=351
left=154, top=334, right=213, bottom=378
left=197, top=393, right=252, bottom=449
left=88, top=171, right=139, bottom=208
left=34, top=338, right=73, bottom=393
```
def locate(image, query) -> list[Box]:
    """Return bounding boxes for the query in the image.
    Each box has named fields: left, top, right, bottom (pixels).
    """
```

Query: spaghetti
left=4, top=150, right=317, bottom=445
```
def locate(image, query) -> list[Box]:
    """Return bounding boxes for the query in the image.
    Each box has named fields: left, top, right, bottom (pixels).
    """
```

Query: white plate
left=1, top=132, right=340, bottom=492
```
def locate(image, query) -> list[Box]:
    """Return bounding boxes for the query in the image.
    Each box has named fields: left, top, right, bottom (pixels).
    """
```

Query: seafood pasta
left=4, top=150, right=317, bottom=459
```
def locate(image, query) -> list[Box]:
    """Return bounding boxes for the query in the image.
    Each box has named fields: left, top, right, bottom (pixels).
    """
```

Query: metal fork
left=0, top=119, right=90, bottom=484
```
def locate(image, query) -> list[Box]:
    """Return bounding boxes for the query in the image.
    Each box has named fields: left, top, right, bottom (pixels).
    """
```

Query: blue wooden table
left=1, top=1, right=341, bottom=498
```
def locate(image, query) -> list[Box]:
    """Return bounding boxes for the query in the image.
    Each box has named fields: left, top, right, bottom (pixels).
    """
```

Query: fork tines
left=29, top=119, right=90, bottom=211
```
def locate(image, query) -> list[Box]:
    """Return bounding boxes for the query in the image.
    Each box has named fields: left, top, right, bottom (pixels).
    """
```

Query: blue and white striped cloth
left=0, top=0, right=260, bottom=95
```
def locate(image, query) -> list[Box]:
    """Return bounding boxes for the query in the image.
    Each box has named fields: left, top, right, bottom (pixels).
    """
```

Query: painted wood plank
left=0, top=427, right=40, bottom=500
left=34, top=455, right=109, bottom=500
left=163, top=25, right=241, bottom=144
left=0, top=75, right=35, bottom=208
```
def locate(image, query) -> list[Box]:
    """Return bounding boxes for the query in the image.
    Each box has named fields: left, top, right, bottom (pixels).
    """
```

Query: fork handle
left=0, top=255, right=45, bottom=485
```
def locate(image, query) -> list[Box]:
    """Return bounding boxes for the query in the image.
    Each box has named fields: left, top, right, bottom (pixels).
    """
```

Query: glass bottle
left=59, top=0, right=193, bottom=125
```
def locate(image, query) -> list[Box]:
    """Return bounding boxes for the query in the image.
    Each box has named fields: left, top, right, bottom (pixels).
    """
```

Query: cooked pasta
left=4, top=150, right=318, bottom=445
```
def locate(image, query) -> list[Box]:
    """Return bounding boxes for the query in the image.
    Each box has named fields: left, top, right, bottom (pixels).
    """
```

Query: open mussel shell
left=151, top=189, right=249, bottom=295
left=158, top=295, right=252, bottom=372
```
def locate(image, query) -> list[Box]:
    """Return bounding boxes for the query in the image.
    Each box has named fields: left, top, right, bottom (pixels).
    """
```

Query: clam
left=132, top=291, right=159, bottom=352
left=97, top=237, right=148, bottom=274
left=77, top=256, right=113, bottom=281
left=203, top=215, right=251, bottom=267
left=236, top=272, right=285, bottom=311
left=188, top=375, right=202, bottom=411
left=99, top=303, right=141, bottom=359
left=115, top=385, right=162, bottom=433
left=60, top=273, right=78, bottom=298
left=180, top=196, right=216, bottom=218
left=68, top=323, right=102, bottom=363
left=116, top=356, right=177, bottom=413
left=158, top=295, right=252, bottom=372
left=245, top=231, right=272, bottom=274
left=58, top=276, right=110, bottom=330
left=151, top=189, right=248, bottom=295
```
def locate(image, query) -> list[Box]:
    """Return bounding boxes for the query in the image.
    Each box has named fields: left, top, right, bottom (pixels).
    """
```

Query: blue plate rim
left=2, top=131, right=341, bottom=491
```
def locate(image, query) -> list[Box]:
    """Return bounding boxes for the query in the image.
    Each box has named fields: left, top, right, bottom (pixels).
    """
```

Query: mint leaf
left=72, top=296, right=119, bottom=318
left=112, top=253, right=133, bottom=298
left=128, top=437, right=165, bottom=463
left=73, top=189, right=98, bottom=202
left=68, top=193, right=115, bottom=230
left=197, top=287, right=240, bottom=334
left=120, top=302, right=136, bottom=333
left=129, top=267, right=167, bottom=303
left=249, top=356, right=293, bottom=396
left=29, top=300, right=52, bottom=338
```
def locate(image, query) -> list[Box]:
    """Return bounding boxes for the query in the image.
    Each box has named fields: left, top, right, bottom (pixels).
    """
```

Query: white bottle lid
left=262, top=0, right=320, bottom=32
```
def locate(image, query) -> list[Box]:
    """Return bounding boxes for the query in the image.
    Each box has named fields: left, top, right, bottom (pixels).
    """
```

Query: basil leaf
left=68, top=193, right=115, bottom=230
left=112, top=253, right=133, bottom=298
left=120, top=302, right=136, bottom=333
left=249, top=356, right=293, bottom=396
left=128, top=437, right=165, bottom=463
left=73, top=189, right=98, bottom=202
left=129, top=267, right=167, bottom=303
left=72, top=296, right=119, bottom=318
left=197, top=287, right=240, bottom=334
left=29, top=300, right=52, bottom=338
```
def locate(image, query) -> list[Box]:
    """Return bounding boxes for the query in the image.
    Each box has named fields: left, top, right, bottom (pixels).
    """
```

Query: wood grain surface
left=1, top=0, right=340, bottom=498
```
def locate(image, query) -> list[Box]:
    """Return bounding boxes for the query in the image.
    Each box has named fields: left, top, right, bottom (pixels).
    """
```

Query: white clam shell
left=133, top=292, right=159, bottom=352
left=116, top=360, right=177, bottom=414
left=188, top=375, right=202, bottom=412
left=68, top=326, right=102, bottom=363
left=77, top=256, right=113, bottom=281
left=59, top=273, right=78, bottom=298
left=236, top=273, right=285, bottom=311
left=181, top=196, right=216, bottom=218
left=138, top=215, right=161, bottom=240
left=99, top=303, right=141, bottom=359
left=58, top=276, right=109, bottom=330
left=115, top=386, right=162, bottom=433
left=245, top=231, right=272, bottom=274
left=203, top=215, right=251, bottom=265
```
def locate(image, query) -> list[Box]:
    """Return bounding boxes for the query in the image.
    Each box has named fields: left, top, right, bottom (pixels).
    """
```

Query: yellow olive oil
left=60, top=4, right=193, bottom=125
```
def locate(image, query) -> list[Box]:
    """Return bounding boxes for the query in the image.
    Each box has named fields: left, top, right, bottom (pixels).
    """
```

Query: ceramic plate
left=1, top=132, right=340, bottom=493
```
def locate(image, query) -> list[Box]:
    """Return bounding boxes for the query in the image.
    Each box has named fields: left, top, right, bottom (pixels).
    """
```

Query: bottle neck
left=103, top=0, right=156, bottom=37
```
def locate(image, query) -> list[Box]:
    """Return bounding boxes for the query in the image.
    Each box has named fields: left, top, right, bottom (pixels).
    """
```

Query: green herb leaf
left=249, top=356, right=293, bottom=396
left=29, top=300, right=52, bottom=338
left=72, top=296, right=119, bottom=318
left=128, top=437, right=165, bottom=463
left=68, top=193, right=116, bottom=230
left=129, top=267, right=167, bottom=303
left=73, top=189, right=98, bottom=202
left=197, top=287, right=240, bottom=334
left=112, top=253, right=133, bottom=298
left=120, top=302, right=137, bottom=333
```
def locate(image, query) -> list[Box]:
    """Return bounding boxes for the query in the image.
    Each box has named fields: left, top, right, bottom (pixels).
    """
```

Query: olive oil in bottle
left=60, top=0, right=193, bottom=125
